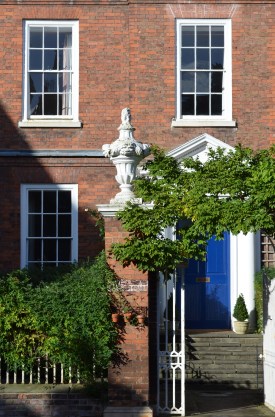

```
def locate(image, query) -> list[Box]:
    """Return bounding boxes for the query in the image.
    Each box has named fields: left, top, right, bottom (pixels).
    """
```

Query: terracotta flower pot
left=123, top=312, right=132, bottom=323
left=111, top=313, right=120, bottom=323
left=137, top=314, right=145, bottom=325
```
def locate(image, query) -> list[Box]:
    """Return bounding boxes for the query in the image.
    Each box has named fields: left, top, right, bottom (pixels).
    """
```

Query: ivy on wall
left=0, top=252, right=120, bottom=382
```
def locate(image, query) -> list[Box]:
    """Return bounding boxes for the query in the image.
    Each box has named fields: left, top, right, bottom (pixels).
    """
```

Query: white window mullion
left=21, top=20, right=79, bottom=125
left=194, top=27, right=197, bottom=116
left=175, top=18, right=232, bottom=125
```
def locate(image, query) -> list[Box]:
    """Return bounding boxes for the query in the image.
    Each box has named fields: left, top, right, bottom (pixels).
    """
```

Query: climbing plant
left=0, top=252, right=120, bottom=382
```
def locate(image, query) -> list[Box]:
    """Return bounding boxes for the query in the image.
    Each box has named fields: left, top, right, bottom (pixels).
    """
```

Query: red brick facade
left=0, top=0, right=274, bottom=270
left=0, top=0, right=274, bottom=413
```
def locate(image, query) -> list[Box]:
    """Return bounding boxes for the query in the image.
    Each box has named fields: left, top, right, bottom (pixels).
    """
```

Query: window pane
left=197, top=26, right=209, bottom=47
left=44, top=94, right=58, bottom=115
left=181, top=72, right=194, bottom=93
left=196, top=72, right=209, bottom=93
left=44, top=239, right=57, bottom=262
left=59, top=94, right=71, bottom=115
left=211, top=72, right=223, bottom=92
left=44, top=215, right=56, bottom=237
left=44, top=74, right=58, bottom=92
left=28, top=239, right=41, bottom=261
left=197, top=49, right=209, bottom=69
left=181, top=26, right=194, bottom=47
left=30, top=28, right=43, bottom=48
left=59, top=73, right=72, bottom=93
left=29, top=215, right=41, bottom=237
left=44, top=50, right=57, bottom=70
left=29, top=50, right=42, bottom=70
left=181, top=49, right=195, bottom=69
left=44, top=191, right=56, bottom=213
left=59, top=49, right=72, bottom=70
left=211, top=26, right=224, bottom=47
left=58, top=191, right=71, bottom=212
left=211, top=94, right=222, bottom=115
left=211, top=49, right=224, bottom=69
left=58, top=240, right=71, bottom=261
left=30, top=73, right=42, bottom=93
left=58, top=215, right=71, bottom=237
left=30, top=94, right=42, bottom=115
left=197, top=94, right=209, bottom=115
left=29, top=191, right=41, bottom=212
left=44, top=27, right=57, bottom=48
left=182, top=94, right=194, bottom=115
left=59, top=28, right=72, bottom=48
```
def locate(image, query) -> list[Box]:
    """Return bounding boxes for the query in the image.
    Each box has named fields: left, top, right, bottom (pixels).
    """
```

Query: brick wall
left=0, top=393, right=103, bottom=417
left=0, top=156, right=117, bottom=271
left=0, top=1, right=273, bottom=151
left=0, top=0, right=274, bottom=270
left=103, top=216, right=151, bottom=407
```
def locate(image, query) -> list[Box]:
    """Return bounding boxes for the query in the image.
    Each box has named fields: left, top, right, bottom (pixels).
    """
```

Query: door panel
left=185, top=233, right=230, bottom=329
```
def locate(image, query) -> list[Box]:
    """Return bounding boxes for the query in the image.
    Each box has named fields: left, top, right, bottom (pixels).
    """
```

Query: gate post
left=97, top=208, right=153, bottom=417
left=98, top=108, right=153, bottom=417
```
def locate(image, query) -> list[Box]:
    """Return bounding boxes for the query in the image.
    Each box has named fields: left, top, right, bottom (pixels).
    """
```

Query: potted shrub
left=233, top=293, right=249, bottom=334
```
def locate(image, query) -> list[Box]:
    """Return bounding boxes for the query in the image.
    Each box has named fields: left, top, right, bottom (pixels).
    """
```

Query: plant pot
left=137, top=314, right=145, bottom=325
left=123, top=312, right=132, bottom=323
left=233, top=320, right=249, bottom=334
left=111, top=313, right=120, bottom=323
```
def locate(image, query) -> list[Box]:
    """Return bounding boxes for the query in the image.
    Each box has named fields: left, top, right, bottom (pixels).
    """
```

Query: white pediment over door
left=167, top=133, right=234, bottom=163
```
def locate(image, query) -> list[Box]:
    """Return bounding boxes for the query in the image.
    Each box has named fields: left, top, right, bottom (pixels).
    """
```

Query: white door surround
left=167, top=133, right=260, bottom=330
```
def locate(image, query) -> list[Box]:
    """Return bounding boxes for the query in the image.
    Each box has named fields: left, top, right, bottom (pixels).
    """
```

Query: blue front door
left=184, top=233, right=230, bottom=329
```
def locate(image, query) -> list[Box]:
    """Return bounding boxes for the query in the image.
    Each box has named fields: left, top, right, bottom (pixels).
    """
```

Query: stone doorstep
left=103, top=406, right=153, bottom=417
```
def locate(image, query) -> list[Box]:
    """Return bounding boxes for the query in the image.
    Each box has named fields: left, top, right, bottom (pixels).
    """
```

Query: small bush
left=233, top=293, right=248, bottom=321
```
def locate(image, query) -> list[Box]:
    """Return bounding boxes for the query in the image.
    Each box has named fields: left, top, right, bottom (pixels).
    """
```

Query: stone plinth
left=104, top=406, right=153, bottom=417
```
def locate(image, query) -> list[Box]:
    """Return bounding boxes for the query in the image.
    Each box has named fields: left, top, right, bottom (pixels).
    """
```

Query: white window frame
left=19, top=20, right=80, bottom=128
left=173, top=19, right=235, bottom=128
left=20, top=184, right=78, bottom=269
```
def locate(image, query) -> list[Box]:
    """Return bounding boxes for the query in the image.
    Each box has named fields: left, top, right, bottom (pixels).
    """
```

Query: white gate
left=264, top=276, right=275, bottom=411
left=157, top=269, right=185, bottom=415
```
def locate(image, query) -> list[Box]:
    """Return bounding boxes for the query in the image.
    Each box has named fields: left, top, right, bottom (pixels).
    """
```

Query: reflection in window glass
left=28, top=24, right=73, bottom=117
left=181, top=26, right=194, bottom=47
left=197, top=26, right=209, bottom=47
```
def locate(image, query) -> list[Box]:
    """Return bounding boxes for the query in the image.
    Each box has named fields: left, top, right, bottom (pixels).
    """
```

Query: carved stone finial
left=102, top=108, right=151, bottom=204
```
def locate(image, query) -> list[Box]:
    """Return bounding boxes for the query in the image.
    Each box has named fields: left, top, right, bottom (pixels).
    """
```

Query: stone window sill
left=18, top=120, right=82, bottom=128
left=171, top=119, right=237, bottom=128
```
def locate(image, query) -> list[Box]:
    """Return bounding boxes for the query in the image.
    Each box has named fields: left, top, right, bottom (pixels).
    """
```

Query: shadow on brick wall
left=0, top=101, right=104, bottom=273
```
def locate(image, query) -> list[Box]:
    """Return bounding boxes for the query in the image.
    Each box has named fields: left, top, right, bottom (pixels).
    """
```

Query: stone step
left=184, top=333, right=263, bottom=389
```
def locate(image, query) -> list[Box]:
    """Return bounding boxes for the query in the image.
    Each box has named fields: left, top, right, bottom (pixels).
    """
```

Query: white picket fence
left=0, top=357, right=82, bottom=385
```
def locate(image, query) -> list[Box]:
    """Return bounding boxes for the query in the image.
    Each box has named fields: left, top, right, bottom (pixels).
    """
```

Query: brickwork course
left=0, top=0, right=274, bottom=414
left=0, top=0, right=274, bottom=270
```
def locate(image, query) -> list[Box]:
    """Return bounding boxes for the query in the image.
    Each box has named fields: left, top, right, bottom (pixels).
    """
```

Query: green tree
left=112, top=145, right=275, bottom=277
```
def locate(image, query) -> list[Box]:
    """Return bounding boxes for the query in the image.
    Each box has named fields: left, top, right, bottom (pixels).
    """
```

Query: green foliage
left=254, top=271, right=264, bottom=333
left=233, top=294, right=249, bottom=321
left=0, top=253, right=120, bottom=382
left=112, top=145, right=275, bottom=276
left=0, top=270, right=45, bottom=368
left=255, top=267, right=275, bottom=333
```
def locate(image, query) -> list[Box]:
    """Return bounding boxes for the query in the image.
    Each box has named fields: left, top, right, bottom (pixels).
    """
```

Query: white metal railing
left=264, top=277, right=275, bottom=411
left=0, top=357, right=83, bottom=385
left=157, top=268, right=185, bottom=415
